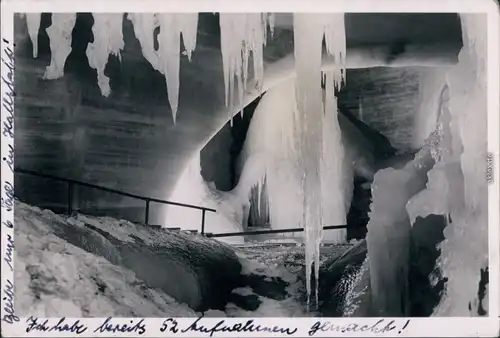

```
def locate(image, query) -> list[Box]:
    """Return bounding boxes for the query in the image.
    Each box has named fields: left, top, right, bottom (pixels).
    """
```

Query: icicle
left=44, top=13, right=76, bottom=80
left=128, top=13, right=198, bottom=123
left=219, top=13, right=272, bottom=120
left=323, top=13, right=346, bottom=90
left=86, top=14, right=124, bottom=97
left=293, top=13, right=346, bottom=309
left=157, top=14, right=182, bottom=124
left=268, top=13, right=276, bottom=38
left=293, top=13, right=325, bottom=309
left=127, top=13, right=160, bottom=70
left=322, top=72, right=350, bottom=243
left=177, top=13, right=198, bottom=61
left=359, top=93, right=364, bottom=122
left=25, top=13, right=41, bottom=58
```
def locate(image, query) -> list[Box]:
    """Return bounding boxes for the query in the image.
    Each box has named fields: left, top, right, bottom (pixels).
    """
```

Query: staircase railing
left=14, top=168, right=348, bottom=238
left=14, top=168, right=216, bottom=233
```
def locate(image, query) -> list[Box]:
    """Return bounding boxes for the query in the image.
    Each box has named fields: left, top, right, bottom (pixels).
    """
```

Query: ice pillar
left=293, top=13, right=346, bottom=307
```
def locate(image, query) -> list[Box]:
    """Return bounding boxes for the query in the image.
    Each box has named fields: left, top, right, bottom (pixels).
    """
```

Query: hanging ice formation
left=86, top=14, right=124, bottom=97
left=44, top=13, right=77, bottom=80
left=23, top=13, right=198, bottom=123
left=322, top=76, right=351, bottom=243
left=128, top=13, right=199, bottom=124
left=218, top=13, right=275, bottom=121
left=25, top=13, right=42, bottom=58
left=358, top=92, right=364, bottom=122
left=293, top=13, right=346, bottom=308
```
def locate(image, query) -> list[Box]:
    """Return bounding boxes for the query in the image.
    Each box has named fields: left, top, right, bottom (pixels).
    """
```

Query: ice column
left=218, top=14, right=274, bottom=118
left=25, top=13, right=41, bottom=58
left=44, top=13, right=77, bottom=80
left=366, top=144, right=435, bottom=316
left=405, top=14, right=488, bottom=317
left=433, top=14, right=488, bottom=316
left=293, top=13, right=346, bottom=307
left=86, top=14, right=124, bottom=97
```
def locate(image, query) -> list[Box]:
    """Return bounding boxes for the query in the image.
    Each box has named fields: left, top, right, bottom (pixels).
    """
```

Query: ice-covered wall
left=163, top=153, right=246, bottom=245
left=416, top=14, right=488, bottom=317
left=411, top=67, right=450, bottom=149
left=396, top=14, right=488, bottom=317
left=366, top=136, right=435, bottom=316
left=237, top=79, right=352, bottom=244
left=362, top=14, right=489, bottom=317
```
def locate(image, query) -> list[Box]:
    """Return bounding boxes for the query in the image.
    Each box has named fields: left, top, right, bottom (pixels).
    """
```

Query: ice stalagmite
left=219, top=14, right=274, bottom=118
left=128, top=13, right=199, bottom=123
left=86, top=14, right=124, bottom=97
left=293, top=13, right=346, bottom=308
left=44, top=13, right=77, bottom=80
left=25, top=13, right=41, bottom=58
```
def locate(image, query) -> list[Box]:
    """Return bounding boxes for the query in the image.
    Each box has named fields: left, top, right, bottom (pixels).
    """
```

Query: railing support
left=201, top=209, right=206, bottom=235
left=67, top=182, right=73, bottom=215
left=145, top=199, right=150, bottom=225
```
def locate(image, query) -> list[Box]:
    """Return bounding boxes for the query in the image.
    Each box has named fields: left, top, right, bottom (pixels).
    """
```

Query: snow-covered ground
left=14, top=201, right=353, bottom=318
left=14, top=202, right=197, bottom=317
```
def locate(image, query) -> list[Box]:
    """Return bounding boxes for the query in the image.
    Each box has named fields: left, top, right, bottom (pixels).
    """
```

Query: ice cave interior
left=12, top=12, right=491, bottom=317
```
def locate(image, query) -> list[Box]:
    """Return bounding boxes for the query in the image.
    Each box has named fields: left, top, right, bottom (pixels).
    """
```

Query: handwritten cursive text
left=166, top=316, right=298, bottom=337
left=94, top=317, right=146, bottom=335
left=26, top=316, right=88, bottom=334
left=2, top=279, right=19, bottom=324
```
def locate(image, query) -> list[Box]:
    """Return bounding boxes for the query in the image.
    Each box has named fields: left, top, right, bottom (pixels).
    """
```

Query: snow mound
left=14, top=202, right=197, bottom=317
left=14, top=201, right=243, bottom=315
left=227, top=251, right=310, bottom=317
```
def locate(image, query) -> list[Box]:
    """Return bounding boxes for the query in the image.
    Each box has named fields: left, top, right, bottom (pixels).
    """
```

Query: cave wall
left=200, top=124, right=233, bottom=192
left=13, top=13, right=462, bottom=225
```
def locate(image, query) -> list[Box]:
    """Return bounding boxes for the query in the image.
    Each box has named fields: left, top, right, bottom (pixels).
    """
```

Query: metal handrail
left=205, top=224, right=347, bottom=238
left=14, top=168, right=216, bottom=231
left=14, top=168, right=350, bottom=239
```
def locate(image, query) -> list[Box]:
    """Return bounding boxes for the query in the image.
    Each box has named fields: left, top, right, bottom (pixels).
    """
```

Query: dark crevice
left=477, top=266, right=489, bottom=316
left=408, top=214, right=447, bottom=317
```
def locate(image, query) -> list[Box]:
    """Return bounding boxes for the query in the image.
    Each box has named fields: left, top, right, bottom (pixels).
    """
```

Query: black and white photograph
left=1, top=2, right=498, bottom=334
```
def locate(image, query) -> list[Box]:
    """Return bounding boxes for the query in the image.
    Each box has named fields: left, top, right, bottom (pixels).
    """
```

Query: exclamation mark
left=398, top=320, right=410, bottom=334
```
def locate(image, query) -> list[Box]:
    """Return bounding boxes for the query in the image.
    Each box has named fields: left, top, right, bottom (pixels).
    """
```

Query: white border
left=1, top=0, right=499, bottom=337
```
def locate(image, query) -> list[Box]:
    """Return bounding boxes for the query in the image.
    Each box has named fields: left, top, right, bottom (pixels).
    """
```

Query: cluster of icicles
left=22, top=12, right=347, bottom=307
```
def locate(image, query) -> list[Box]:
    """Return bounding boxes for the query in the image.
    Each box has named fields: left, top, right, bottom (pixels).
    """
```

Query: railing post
left=67, top=182, right=73, bottom=215
left=145, top=199, right=150, bottom=225
left=201, top=209, right=206, bottom=235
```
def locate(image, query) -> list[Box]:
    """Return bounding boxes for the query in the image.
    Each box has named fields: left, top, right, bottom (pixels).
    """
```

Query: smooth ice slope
left=237, top=79, right=355, bottom=244
left=164, top=153, right=263, bottom=245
